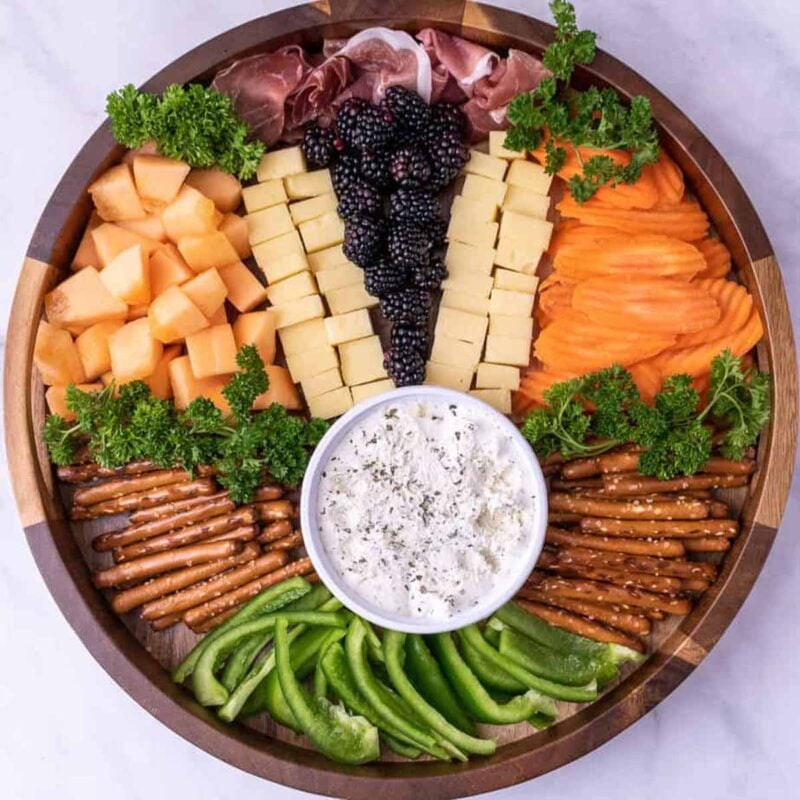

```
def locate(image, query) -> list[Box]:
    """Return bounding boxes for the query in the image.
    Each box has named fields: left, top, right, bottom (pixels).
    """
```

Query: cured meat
left=286, top=56, right=352, bottom=130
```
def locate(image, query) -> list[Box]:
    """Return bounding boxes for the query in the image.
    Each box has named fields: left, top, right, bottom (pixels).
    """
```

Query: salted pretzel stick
left=602, top=473, right=749, bottom=496
left=266, top=531, right=303, bottom=551
left=560, top=449, right=643, bottom=480
left=701, top=457, right=756, bottom=475
left=550, top=477, right=605, bottom=491
left=150, top=613, right=184, bottom=631
left=549, top=493, right=709, bottom=520
left=546, top=526, right=687, bottom=558
left=548, top=512, right=582, bottom=526
left=257, top=519, right=293, bottom=543
left=579, top=517, right=738, bottom=538
left=73, top=468, right=193, bottom=506
left=683, top=536, right=732, bottom=553
left=554, top=545, right=717, bottom=581
left=554, top=490, right=712, bottom=503
left=110, top=542, right=260, bottom=613
left=254, top=499, right=294, bottom=521
left=708, top=500, right=729, bottom=519
left=93, top=540, right=241, bottom=589
left=57, top=460, right=161, bottom=484
left=681, top=578, right=711, bottom=593
left=252, top=485, right=284, bottom=502
left=205, top=525, right=258, bottom=544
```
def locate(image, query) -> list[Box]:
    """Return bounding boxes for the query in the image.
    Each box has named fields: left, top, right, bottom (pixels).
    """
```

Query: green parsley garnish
left=106, top=83, right=265, bottom=180
left=521, top=351, right=770, bottom=478
left=42, top=345, right=329, bottom=503
left=504, top=0, right=660, bottom=202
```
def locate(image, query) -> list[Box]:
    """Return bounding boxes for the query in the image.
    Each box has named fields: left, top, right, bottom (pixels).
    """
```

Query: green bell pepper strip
left=363, top=621, right=385, bottom=664
left=460, top=634, right=526, bottom=693
left=313, top=661, right=329, bottom=699
left=483, top=623, right=501, bottom=648
left=383, top=631, right=496, bottom=756
left=428, top=632, right=556, bottom=725
left=457, top=626, right=597, bottom=703
left=381, top=733, right=421, bottom=759
left=404, top=635, right=475, bottom=735
left=275, top=619, right=380, bottom=765
left=172, top=577, right=312, bottom=684
left=193, top=611, right=346, bottom=707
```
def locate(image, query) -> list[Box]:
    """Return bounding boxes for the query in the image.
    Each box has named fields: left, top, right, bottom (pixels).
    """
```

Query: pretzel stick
left=254, top=499, right=294, bottom=521
left=58, top=460, right=161, bottom=484
left=683, top=537, right=732, bottom=553
left=546, top=526, right=687, bottom=558
left=550, top=477, right=605, bottom=491
left=110, top=542, right=260, bottom=613
left=205, top=524, right=258, bottom=544
left=252, top=485, right=284, bottom=502
left=560, top=449, right=643, bottom=480
left=140, top=550, right=289, bottom=621
left=681, top=578, right=711, bottom=593
left=701, top=457, right=756, bottom=475
left=73, top=468, right=194, bottom=506
left=708, top=500, right=729, bottom=519
left=548, top=512, right=583, bottom=526
left=549, top=493, right=709, bottom=520
left=93, top=540, right=241, bottom=589
left=150, top=613, right=184, bottom=631
left=554, top=490, right=712, bottom=503
left=257, top=519, right=293, bottom=543
left=579, top=517, right=738, bottom=538
left=602, top=473, right=749, bottom=496
left=266, top=531, right=303, bottom=551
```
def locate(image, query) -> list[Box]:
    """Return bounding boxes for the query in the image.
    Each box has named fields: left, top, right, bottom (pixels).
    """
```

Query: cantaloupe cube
left=100, top=370, right=114, bottom=386
left=100, top=244, right=151, bottom=305
left=218, top=261, right=268, bottom=312
left=161, top=185, right=217, bottom=242
left=185, top=167, right=242, bottom=213
left=45, top=268, right=128, bottom=330
left=108, top=318, right=164, bottom=382
left=185, top=323, right=238, bottom=379
left=89, top=164, right=146, bottom=221
left=177, top=230, right=240, bottom=272
left=34, top=321, right=87, bottom=386
left=132, top=155, right=190, bottom=210
left=118, top=214, right=167, bottom=242
left=143, top=345, right=181, bottom=399
left=148, top=286, right=209, bottom=343
left=121, top=140, right=158, bottom=164
left=74, top=320, right=125, bottom=380
left=208, top=305, right=228, bottom=325
left=91, top=222, right=161, bottom=267
left=127, top=304, right=149, bottom=320
left=150, top=244, right=194, bottom=297
left=168, top=355, right=231, bottom=414
left=181, top=268, right=228, bottom=318
left=46, top=383, right=104, bottom=420
left=218, top=213, right=251, bottom=259
left=253, top=365, right=302, bottom=410
left=233, top=311, right=276, bottom=365
left=71, top=212, right=102, bottom=270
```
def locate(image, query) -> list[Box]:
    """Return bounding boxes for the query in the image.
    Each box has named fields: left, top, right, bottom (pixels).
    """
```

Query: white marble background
left=1, top=1, right=798, bottom=798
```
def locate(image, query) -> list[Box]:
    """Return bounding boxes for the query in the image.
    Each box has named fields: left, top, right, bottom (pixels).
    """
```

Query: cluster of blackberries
left=300, top=86, right=469, bottom=387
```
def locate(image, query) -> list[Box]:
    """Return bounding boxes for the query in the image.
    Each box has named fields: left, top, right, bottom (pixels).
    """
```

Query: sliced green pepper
left=275, top=618, right=380, bottom=765
left=313, top=660, right=329, bottom=699
left=483, top=623, right=501, bottom=648
left=460, top=634, right=526, bottom=693
left=429, top=633, right=556, bottom=725
left=381, top=733, right=421, bottom=759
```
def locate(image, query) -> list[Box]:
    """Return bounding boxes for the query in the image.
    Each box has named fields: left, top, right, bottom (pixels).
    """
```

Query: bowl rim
left=300, top=385, right=549, bottom=634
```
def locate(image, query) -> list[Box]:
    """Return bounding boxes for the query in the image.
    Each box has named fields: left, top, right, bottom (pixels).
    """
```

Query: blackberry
left=391, top=324, right=430, bottom=356
left=335, top=98, right=369, bottom=146
left=337, top=101, right=394, bottom=152
left=390, top=147, right=432, bottom=188
left=410, top=256, right=448, bottom=290
left=331, top=155, right=363, bottom=195
left=380, top=287, right=431, bottom=325
left=387, top=222, right=432, bottom=268
left=359, top=150, right=392, bottom=189
left=363, top=260, right=408, bottom=297
left=426, top=103, right=466, bottom=143
left=343, top=216, right=385, bottom=268
left=429, top=216, right=448, bottom=248
left=388, top=189, right=439, bottom=224
left=337, top=180, right=382, bottom=219
left=301, top=123, right=339, bottom=168
left=428, top=131, right=470, bottom=190
left=382, top=86, right=431, bottom=139
left=384, top=346, right=426, bottom=387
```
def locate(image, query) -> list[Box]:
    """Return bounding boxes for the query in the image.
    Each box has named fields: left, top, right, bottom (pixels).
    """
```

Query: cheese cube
left=470, top=388, right=512, bottom=414
left=285, top=169, right=334, bottom=200
left=489, top=314, right=534, bottom=339
left=289, top=193, right=337, bottom=226
left=484, top=334, right=531, bottom=366
left=257, top=146, right=307, bottom=182
left=272, top=294, right=325, bottom=329
left=301, top=367, right=344, bottom=400
left=285, top=345, right=338, bottom=382
left=506, top=159, right=553, bottom=194
left=325, top=309, right=373, bottom=345
left=489, top=288, right=536, bottom=317
left=488, top=131, right=526, bottom=160
left=494, top=238, right=543, bottom=273
left=494, top=269, right=539, bottom=294
left=326, top=284, right=378, bottom=315
left=447, top=214, right=499, bottom=249
left=451, top=194, right=498, bottom=223
left=444, top=240, right=495, bottom=275
left=499, top=211, right=554, bottom=252
left=242, top=179, right=288, bottom=213
left=463, top=149, right=508, bottom=182
left=307, top=386, right=353, bottom=419
left=441, top=270, right=494, bottom=299
left=299, top=211, right=345, bottom=253
left=460, top=173, right=507, bottom=207
left=252, top=230, right=305, bottom=270
left=265, top=271, right=318, bottom=306
left=340, top=335, right=387, bottom=386
left=316, top=263, right=364, bottom=294
left=440, top=290, right=490, bottom=316
left=430, top=336, right=483, bottom=370
left=424, top=362, right=473, bottom=391
left=351, top=379, right=395, bottom=403
left=186, top=324, right=238, bottom=379
left=246, top=204, right=294, bottom=246
left=307, top=244, right=349, bottom=273
left=258, top=251, right=310, bottom=285
left=502, top=185, right=551, bottom=219
left=475, top=363, right=520, bottom=391
left=435, top=307, right=488, bottom=345
left=278, top=317, right=328, bottom=356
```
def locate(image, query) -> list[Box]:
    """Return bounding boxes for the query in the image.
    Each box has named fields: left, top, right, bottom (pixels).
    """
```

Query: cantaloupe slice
left=118, top=214, right=167, bottom=242
left=121, top=140, right=158, bottom=164
left=253, top=365, right=302, bottom=410
left=46, top=383, right=104, bottom=420
left=45, top=267, right=128, bottom=330
left=168, top=355, right=231, bottom=415
left=185, top=323, right=238, bottom=379
left=143, top=344, right=181, bottom=399
left=89, top=164, right=146, bottom=221
left=71, top=212, right=102, bottom=270
left=150, top=244, right=194, bottom=297
left=100, top=371, right=114, bottom=386
left=91, top=222, right=161, bottom=267
left=74, top=320, right=125, bottom=380
left=177, top=230, right=240, bottom=272
left=161, top=185, right=217, bottom=242
left=127, top=303, right=149, bottom=320
left=218, top=261, right=268, bottom=312
left=233, top=311, right=276, bottom=365
left=208, top=305, right=228, bottom=325
left=148, top=286, right=209, bottom=344
left=185, top=167, right=242, bottom=213
left=34, top=321, right=87, bottom=386
left=100, top=244, right=151, bottom=305
left=218, top=212, right=251, bottom=259
left=181, top=268, right=228, bottom=318
left=108, top=318, right=164, bottom=383
left=132, top=154, right=190, bottom=211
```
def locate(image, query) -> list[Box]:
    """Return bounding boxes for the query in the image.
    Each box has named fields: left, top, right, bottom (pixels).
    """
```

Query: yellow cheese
left=278, top=317, right=328, bottom=356
left=339, top=335, right=387, bottom=386
left=307, top=244, right=350, bottom=273
left=285, top=344, right=339, bottom=382
left=299, top=210, right=345, bottom=253
left=446, top=214, right=499, bottom=249
left=444, top=240, right=496, bottom=275
left=434, top=306, right=488, bottom=345
left=326, top=284, right=378, bottom=315
left=252, top=230, right=305, bottom=271
left=506, top=159, right=553, bottom=194
left=451, top=194, right=498, bottom=223
left=272, top=294, right=325, bottom=329
left=351, top=379, right=395, bottom=403
left=324, top=309, right=374, bottom=345
left=489, top=314, right=534, bottom=339
left=265, top=271, right=318, bottom=306
left=493, top=269, right=539, bottom=294
left=484, top=334, right=531, bottom=366
left=460, top=173, right=507, bottom=207
left=257, top=146, right=306, bottom=182
left=502, top=185, right=551, bottom=219
left=307, top=386, right=353, bottom=419
left=429, top=335, right=483, bottom=370
left=316, top=263, right=364, bottom=294
left=246, top=204, right=294, bottom=246
left=488, top=131, right=526, bottom=160
left=289, top=193, right=337, bottom=226
left=424, top=361, right=473, bottom=391
left=494, top=237, right=543, bottom=273
left=440, top=289, right=490, bottom=316
left=301, top=367, right=344, bottom=400
left=463, top=149, right=508, bottom=182
left=285, top=169, right=334, bottom=200
left=499, top=211, right=554, bottom=252
left=257, top=250, right=310, bottom=285
left=441, top=270, right=494, bottom=299
left=242, top=179, right=288, bottom=213
left=469, top=388, right=512, bottom=414
left=488, top=288, right=536, bottom=317
left=475, top=362, right=520, bottom=391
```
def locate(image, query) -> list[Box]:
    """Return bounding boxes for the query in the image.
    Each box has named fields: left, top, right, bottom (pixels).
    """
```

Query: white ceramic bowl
left=300, top=386, right=548, bottom=634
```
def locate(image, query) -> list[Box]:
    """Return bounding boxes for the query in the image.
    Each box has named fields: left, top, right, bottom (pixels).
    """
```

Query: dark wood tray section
left=4, top=2, right=797, bottom=798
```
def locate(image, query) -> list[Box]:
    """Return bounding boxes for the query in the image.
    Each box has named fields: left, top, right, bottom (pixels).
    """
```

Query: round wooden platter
left=4, top=1, right=798, bottom=797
